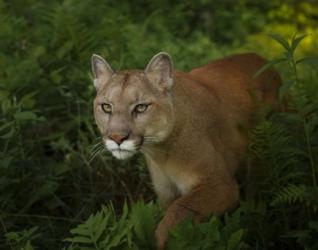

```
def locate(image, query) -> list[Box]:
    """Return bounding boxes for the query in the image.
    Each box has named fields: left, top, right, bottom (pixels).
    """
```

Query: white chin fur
left=111, top=149, right=135, bottom=160
left=104, top=139, right=137, bottom=160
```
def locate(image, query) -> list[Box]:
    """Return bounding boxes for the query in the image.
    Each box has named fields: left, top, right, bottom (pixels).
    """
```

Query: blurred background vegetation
left=0, top=0, right=318, bottom=249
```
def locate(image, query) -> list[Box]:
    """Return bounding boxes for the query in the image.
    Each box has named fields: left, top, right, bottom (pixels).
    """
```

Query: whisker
left=88, top=139, right=104, bottom=153
left=143, top=136, right=158, bottom=140
left=141, top=144, right=165, bottom=154
left=143, top=140, right=160, bottom=145
left=89, top=143, right=103, bottom=151
left=89, top=146, right=106, bottom=163
left=89, top=143, right=104, bottom=157
left=90, top=144, right=104, bottom=155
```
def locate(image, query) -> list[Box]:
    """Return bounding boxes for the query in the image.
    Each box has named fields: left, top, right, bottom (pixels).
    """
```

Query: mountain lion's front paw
left=155, top=221, right=169, bottom=250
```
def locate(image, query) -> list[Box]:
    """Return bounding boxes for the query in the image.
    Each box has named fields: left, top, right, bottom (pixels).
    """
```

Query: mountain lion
left=91, top=52, right=281, bottom=249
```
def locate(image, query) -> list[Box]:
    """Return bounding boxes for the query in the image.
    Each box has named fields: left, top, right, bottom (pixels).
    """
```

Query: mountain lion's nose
left=109, top=134, right=129, bottom=145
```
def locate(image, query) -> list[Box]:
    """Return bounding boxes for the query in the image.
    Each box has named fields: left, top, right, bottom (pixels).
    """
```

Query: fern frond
left=271, top=184, right=306, bottom=206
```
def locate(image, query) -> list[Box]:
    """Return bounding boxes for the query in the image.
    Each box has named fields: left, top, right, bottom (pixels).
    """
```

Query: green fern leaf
left=271, top=184, right=307, bottom=206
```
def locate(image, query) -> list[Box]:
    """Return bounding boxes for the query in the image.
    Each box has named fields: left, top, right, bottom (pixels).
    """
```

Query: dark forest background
left=1, top=0, right=318, bottom=249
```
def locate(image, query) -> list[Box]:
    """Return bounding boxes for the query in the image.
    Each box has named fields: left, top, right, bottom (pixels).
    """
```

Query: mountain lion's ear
left=91, top=54, right=113, bottom=90
left=145, top=52, right=173, bottom=90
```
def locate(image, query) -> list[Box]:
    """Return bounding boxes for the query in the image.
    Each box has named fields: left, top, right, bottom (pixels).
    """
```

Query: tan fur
left=91, top=52, right=281, bottom=249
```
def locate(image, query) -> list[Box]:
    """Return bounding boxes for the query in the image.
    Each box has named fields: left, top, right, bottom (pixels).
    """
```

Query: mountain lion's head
left=92, top=52, right=175, bottom=160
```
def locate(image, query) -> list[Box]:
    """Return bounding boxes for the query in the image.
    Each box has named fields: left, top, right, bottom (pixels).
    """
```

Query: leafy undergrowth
left=62, top=202, right=245, bottom=250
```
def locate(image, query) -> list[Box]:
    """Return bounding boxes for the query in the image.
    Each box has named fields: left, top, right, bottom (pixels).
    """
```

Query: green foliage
left=167, top=210, right=246, bottom=250
left=246, top=33, right=318, bottom=249
left=64, top=202, right=246, bottom=250
left=1, top=0, right=318, bottom=249
left=64, top=202, right=159, bottom=250
left=271, top=184, right=307, bottom=206
left=5, top=226, right=40, bottom=250
left=254, top=33, right=318, bottom=101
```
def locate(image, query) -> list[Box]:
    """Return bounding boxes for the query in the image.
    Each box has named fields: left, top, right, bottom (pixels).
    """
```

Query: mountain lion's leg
left=155, top=176, right=239, bottom=249
left=156, top=183, right=178, bottom=209
left=148, top=163, right=179, bottom=209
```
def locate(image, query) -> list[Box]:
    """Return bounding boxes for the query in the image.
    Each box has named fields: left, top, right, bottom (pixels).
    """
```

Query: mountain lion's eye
left=101, top=103, right=112, bottom=114
left=135, top=104, right=149, bottom=113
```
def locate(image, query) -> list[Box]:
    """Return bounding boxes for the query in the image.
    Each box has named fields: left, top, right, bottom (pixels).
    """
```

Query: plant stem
left=291, top=53, right=299, bottom=85
left=291, top=50, right=316, bottom=187
left=0, top=216, right=14, bottom=250
left=1, top=212, right=83, bottom=222
left=304, top=120, right=316, bottom=187
left=16, top=122, right=25, bottom=160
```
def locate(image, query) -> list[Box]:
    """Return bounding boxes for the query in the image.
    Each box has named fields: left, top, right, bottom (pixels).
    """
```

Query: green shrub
left=64, top=202, right=246, bottom=250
